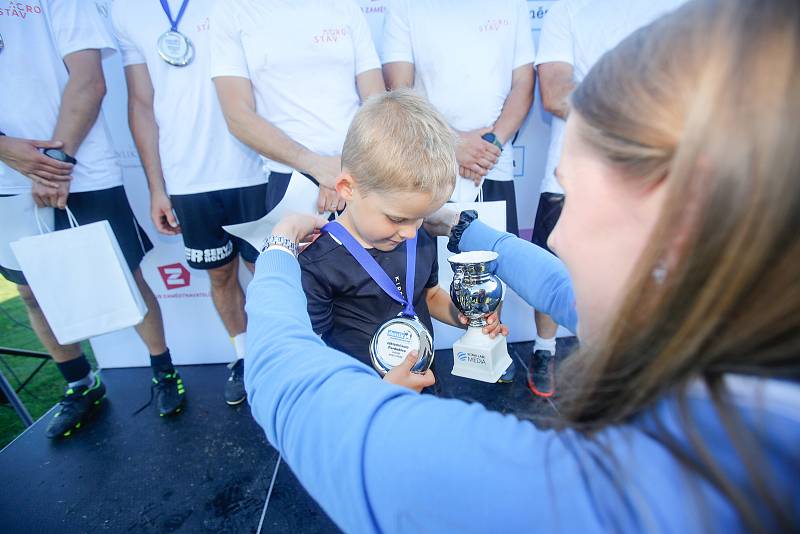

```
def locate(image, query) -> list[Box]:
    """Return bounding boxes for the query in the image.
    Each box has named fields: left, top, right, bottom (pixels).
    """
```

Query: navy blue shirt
left=299, top=228, right=439, bottom=367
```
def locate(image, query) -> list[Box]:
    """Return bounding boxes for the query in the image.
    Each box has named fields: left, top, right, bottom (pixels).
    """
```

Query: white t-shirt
left=0, top=0, right=121, bottom=195
left=208, top=0, right=381, bottom=174
left=110, top=0, right=264, bottom=196
left=381, top=0, right=536, bottom=190
left=536, top=0, right=687, bottom=195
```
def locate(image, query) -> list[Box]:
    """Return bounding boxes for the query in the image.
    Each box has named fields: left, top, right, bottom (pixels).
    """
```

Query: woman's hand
left=383, top=351, right=436, bottom=393
left=271, top=212, right=330, bottom=245
left=458, top=310, right=509, bottom=339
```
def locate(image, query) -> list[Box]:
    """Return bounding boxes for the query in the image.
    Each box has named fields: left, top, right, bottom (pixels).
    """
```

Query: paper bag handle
left=35, top=206, right=79, bottom=234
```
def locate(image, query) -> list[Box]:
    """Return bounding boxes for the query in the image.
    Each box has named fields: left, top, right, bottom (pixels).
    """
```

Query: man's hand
left=31, top=179, right=70, bottom=209
left=383, top=351, right=436, bottom=393
left=455, top=127, right=501, bottom=178
left=316, top=185, right=345, bottom=214
left=422, top=205, right=460, bottom=238
left=459, top=165, right=483, bottom=186
left=150, top=191, right=181, bottom=235
left=0, top=137, right=73, bottom=188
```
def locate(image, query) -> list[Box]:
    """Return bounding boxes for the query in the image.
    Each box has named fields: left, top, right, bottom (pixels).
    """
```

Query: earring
left=652, top=261, right=668, bottom=285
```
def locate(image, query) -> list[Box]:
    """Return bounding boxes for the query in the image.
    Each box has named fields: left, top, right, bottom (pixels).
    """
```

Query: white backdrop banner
left=90, top=0, right=562, bottom=368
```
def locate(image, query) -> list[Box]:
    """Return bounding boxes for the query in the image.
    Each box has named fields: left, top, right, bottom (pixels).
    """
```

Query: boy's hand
left=383, top=351, right=435, bottom=393
left=458, top=310, right=509, bottom=339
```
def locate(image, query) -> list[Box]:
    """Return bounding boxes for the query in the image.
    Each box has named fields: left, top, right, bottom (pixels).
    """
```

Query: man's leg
left=17, top=284, right=106, bottom=438
left=206, top=257, right=246, bottom=339
left=528, top=193, right=565, bottom=397
left=57, top=186, right=184, bottom=417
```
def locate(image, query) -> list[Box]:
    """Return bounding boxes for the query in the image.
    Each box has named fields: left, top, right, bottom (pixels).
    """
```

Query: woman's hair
left=559, top=0, right=799, bottom=529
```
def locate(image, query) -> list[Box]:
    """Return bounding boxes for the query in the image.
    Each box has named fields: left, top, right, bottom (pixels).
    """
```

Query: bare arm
left=426, top=286, right=462, bottom=328
left=356, top=68, right=386, bottom=99
left=538, top=62, right=575, bottom=120
left=29, top=49, right=107, bottom=208
left=492, top=64, right=535, bottom=144
left=125, top=63, right=179, bottom=235
left=52, top=49, right=107, bottom=157
left=382, top=61, right=414, bottom=90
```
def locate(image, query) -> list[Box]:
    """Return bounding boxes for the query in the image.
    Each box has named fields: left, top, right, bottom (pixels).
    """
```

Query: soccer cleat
left=224, top=358, right=246, bottom=406
left=45, top=375, right=106, bottom=439
left=153, top=370, right=186, bottom=416
left=497, top=359, right=516, bottom=383
left=528, top=350, right=556, bottom=397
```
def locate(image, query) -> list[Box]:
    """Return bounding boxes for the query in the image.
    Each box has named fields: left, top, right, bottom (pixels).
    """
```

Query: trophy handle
left=452, top=268, right=465, bottom=292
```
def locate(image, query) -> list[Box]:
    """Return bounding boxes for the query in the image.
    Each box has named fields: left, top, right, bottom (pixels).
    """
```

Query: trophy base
left=451, top=327, right=513, bottom=383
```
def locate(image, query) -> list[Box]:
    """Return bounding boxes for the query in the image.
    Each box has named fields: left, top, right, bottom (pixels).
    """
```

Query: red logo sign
left=157, top=263, right=191, bottom=290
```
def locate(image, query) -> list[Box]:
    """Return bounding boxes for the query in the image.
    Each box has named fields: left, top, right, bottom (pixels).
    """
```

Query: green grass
left=0, top=278, right=96, bottom=449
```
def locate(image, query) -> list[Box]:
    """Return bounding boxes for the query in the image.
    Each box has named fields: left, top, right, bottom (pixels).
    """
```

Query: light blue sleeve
left=459, top=220, right=578, bottom=333
left=244, top=250, right=603, bottom=532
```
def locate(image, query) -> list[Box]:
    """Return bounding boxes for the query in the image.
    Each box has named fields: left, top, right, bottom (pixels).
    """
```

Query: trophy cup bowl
left=448, top=251, right=513, bottom=383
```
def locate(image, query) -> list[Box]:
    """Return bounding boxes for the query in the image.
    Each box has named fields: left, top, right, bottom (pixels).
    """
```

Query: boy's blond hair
left=342, top=89, right=457, bottom=202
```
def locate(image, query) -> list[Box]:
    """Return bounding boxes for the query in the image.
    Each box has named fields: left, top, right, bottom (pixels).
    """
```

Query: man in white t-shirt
left=110, top=0, right=267, bottom=407
left=382, top=0, right=535, bottom=383
left=382, top=0, right=536, bottom=239
left=0, top=0, right=183, bottom=437
left=209, top=0, right=384, bottom=215
left=528, top=0, right=687, bottom=397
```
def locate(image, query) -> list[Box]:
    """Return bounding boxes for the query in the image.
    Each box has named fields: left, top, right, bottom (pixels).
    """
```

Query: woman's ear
left=335, top=172, right=356, bottom=200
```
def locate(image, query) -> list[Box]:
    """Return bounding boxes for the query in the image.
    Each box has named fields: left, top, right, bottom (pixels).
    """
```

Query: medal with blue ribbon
left=157, top=0, right=194, bottom=66
left=323, top=221, right=433, bottom=375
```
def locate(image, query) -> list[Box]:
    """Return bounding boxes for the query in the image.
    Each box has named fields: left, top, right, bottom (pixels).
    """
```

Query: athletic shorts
left=266, top=171, right=319, bottom=212
left=170, top=183, right=268, bottom=269
left=480, top=180, right=519, bottom=237
left=531, top=192, right=564, bottom=256
left=0, top=186, right=152, bottom=285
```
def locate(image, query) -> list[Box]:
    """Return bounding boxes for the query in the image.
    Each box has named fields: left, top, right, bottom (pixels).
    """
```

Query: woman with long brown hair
left=244, top=0, right=799, bottom=530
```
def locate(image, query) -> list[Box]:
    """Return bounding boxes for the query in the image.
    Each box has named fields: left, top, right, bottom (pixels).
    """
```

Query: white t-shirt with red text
left=536, top=0, right=686, bottom=195
left=110, top=0, right=264, bottom=196
left=382, top=0, right=536, bottom=190
left=209, top=0, right=381, bottom=174
left=0, top=0, right=121, bottom=194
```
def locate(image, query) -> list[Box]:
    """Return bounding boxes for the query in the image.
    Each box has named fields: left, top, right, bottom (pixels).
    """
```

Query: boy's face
left=338, top=175, right=446, bottom=251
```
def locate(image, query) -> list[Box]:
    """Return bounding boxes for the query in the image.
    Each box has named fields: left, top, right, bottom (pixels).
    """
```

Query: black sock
left=56, top=354, right=91, bottom=384
left=150, top=349, right=175, bottom=375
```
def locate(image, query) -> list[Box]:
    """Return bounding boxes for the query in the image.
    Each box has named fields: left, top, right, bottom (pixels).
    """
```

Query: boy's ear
left=335, top=171, right=357, bottom=201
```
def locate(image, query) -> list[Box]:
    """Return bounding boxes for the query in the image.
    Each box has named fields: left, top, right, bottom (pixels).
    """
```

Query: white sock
left=534, top=335, right=556, bottom=356
left=68, top=370, right=95, bottom=390
left=232, top=332, right=247, bottom=360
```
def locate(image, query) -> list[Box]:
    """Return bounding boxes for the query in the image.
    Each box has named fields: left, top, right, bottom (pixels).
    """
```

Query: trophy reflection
left=448, top=251, right=513, bottom=382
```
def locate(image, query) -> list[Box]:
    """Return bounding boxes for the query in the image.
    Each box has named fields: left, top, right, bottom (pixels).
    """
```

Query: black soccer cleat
left=153, top=370, right=186, bottom=417
left=224, top=358, right=246, bottom=406
left=528, top=350, right=556, bottom=397
left=45, top=375, right=106, bottom=439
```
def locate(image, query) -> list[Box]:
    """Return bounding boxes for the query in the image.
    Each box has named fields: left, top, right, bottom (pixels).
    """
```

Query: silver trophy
left=448, top=251, right=512, bottom=382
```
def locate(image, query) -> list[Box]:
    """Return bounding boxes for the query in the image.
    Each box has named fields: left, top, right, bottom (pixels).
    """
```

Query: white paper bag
left=10, top=208, right=147, bottom=345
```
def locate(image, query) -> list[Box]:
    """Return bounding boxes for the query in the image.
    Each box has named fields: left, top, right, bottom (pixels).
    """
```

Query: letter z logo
left=157, top=263, right=191, bottom=290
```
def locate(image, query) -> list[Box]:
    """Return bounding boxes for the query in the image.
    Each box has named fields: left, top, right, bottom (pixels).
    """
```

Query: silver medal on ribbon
left=157, top=30, right=194, bottom=67
left=370, top=314, right=434, bottom=376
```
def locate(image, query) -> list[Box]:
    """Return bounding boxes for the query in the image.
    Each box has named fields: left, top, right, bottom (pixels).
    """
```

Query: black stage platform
left=0, top=340, right=574, bottom=533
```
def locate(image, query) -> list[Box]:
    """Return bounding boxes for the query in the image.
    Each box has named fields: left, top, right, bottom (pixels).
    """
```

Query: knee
left=207, top=262, right=237, bottom=289
left=16, top=284, right=40, bottom=311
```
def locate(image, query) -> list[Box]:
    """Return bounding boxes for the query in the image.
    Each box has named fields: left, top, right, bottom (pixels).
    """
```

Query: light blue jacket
left=245, top=221, right=799, bottom=532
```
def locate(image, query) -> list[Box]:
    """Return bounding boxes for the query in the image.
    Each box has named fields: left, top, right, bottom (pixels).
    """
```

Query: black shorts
left=480, top=180, right=519, bottom=237
left=531, top=193, right=564, bottom=255
left=266, top=171, right=319, bottom=212
left=54, top=185, right=153, bottom=274
left=171, top=183, right=268, bottom=269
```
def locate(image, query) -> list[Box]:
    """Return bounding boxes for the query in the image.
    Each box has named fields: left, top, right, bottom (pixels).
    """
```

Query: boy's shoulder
left=298, top=233, right=342, bottom=267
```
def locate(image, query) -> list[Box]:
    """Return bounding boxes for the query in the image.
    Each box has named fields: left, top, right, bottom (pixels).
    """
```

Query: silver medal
left=369, top=315, right=434, bottom=376
left=157, top=30, right=194, bottom=67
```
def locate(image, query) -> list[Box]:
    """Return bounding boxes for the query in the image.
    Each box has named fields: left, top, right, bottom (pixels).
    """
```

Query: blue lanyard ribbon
left=159, top=0, right=190, bottom=32
left=323, top=221, right=417, bottom=317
